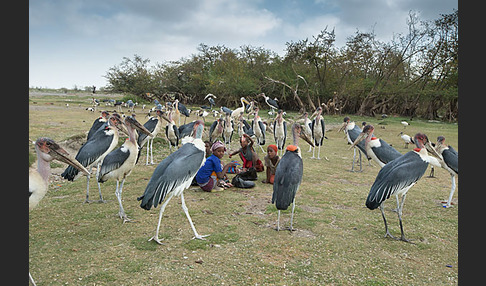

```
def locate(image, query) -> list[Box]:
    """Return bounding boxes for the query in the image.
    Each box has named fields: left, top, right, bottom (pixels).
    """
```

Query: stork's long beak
left=126, top=116, right=152, bottom=136
left=338, top=122, right=347, bottom=133
left=299, top=129, right=314, bottom=147
left=425, top=141, right=443, bottom=160
left=50, top=146, right=90, bottom=176
left=349, top=132, right=367, bottom=150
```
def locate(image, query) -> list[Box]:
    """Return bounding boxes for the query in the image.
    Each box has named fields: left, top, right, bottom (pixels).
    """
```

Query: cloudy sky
left=29, top=0, right=457, bottom=89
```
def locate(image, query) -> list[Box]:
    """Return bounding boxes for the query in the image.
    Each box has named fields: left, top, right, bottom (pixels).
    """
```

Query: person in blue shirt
left=196, top=141, right=236, bottom=192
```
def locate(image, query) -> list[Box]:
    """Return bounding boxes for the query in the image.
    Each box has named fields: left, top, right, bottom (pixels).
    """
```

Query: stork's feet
left=119, top=213, right=136, bottom=223
left=441, top=201, right=454, bottom=208
left=148, top=236, right=164, bottom=245
left=192, top=234, right=210, bottom=240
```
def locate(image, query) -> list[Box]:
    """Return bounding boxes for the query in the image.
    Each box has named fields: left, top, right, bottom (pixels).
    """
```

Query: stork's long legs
left=149, top=138, right=154, bottom=164
left=115, top=179, right=133, bottom=223
left=149, top=192, right=175, bottom=244
left=85, top=166, right=93, bottom=203
left=95, top=161, right=106, bottom=203
left=289, top=199, right=296, bottom=231
left=397, top=193, right=413, bottom=243
left=29, top=271, right=36, bottom=286
left=276, top=210, right=281, bottom=231
left=145, top=139, right=150, bottom=165
left=180, top=192, right=209, bottom=240
left=443, top=174, right=456, bottom=208
left=350, top=148, right=363, bottom=172
left=379, top=202, right=395, bottom=239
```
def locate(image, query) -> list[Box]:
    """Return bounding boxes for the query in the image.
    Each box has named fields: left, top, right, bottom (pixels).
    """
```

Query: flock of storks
left=29, top=93, right=458, bottom=285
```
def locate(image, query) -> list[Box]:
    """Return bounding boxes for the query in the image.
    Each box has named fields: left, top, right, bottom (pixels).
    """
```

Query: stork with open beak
left=61, top=114, right=126, bottom=203
left=29, top=137, right=89, bottom=286
left=97, top=115, right=152, bottom=223
left=350, top=124, right=402, bottom=168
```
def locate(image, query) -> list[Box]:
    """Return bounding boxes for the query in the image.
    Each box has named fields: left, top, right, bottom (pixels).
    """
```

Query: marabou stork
left=366, top=133, right=441, bottom=242
left=29, top=138, right=89, bottom=286
left=222, top=113, right=234, bottom=150
left=86, top=111, right=110, bottom=141
left=311, top=107, right=327, bottom=160
left=258, top=93, right=279, bottom=115
left=220, top=106, right=232, bottom=115
left=137, top=120, right=208, bottom=244
left=434, top=136, right=458, bottom=208
left=204, top=93, right=216, bottom=109
left=209, top=117, right=224, bottom=144
left=165, top=109, right=180, bottom=153
left=61, top=113, right=126, bottom=203
left=350, top=125, right=402, bottom=168
left=178, top=121, right=196, bottom=139
left=230, top=97, right=251, bottom=120
left=97, top=116, right=152, bottom=222
left=273, top=109, right=287, bottom=156
left=137, top=109, right=167, bottom=165
left=272, top=123, right=313, bottom=231
left=252, top=106, right=266, bottom=153
left=301, top=112, right=314, bottom=153
left=398, top=132, right=414, bottom=149
left=177, top=100, right=191, bottom=124
left=338, top=116, right=369, bottom=172
left=172, top=99, right=181, bottom=126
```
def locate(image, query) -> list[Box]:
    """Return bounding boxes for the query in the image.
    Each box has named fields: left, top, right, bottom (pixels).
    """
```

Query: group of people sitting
left=194, top=134, right=281, bottom=192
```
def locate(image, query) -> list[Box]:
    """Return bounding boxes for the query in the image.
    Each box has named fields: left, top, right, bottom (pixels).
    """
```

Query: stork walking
left=29, top=138, right=89, bottom=286
left=434, top=136, right=458, bottom=208
left=252, top=106, right=266, bottom=153
left=97, top=116, right=152, bottom=222
left=137, top=120, right=208, bottom=244
left=311, top=107, right=327, bottom=160
left=365, top=133, right=441, bottom=242
left=350, top=125, right=402, bottom=168
left=61, top=114, right=126, bottom=203
left=273, top=109, right=287, bottom=156
left=272, top=123, right=313, bottom=231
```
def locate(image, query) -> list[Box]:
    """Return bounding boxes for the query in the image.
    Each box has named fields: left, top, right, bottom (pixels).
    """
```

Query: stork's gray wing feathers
left=179, top=121, right=195, bottom=138
left=442, top=146, right=458, bottom=174
left=138, top=143, right=205, bottom=210
left=209, top=120, right=218, bottom=142
left=87, top=119, right=106, bottom=141
left=258, top=120, right=266, bottom=144
left=366, top=152, right=428, bottom=210
left=272, top=151, right=303, bottom=210
left=372, top=139, right=402, bottom=164
left=137, top=118, right=158, bottom=145
left=282, top=121, right=287, bottom=147
left=98, top=147, right=130, bottom=182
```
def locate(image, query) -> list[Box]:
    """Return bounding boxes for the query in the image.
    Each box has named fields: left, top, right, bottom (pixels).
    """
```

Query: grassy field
left=29, top=92, right=458, bottom=285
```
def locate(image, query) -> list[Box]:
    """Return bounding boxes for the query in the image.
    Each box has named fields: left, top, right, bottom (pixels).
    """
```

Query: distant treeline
left=105, top=10, right=457, bottom=121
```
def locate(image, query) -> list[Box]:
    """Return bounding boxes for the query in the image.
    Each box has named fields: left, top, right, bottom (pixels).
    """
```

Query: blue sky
left=29, top=0, right=457, bottom=89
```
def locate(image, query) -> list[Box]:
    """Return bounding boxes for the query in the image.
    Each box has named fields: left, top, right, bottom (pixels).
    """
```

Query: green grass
left=29, top=92, right=458, bottom=285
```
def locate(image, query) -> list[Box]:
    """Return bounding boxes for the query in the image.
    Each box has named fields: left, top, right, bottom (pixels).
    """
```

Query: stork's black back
left=443, top=146, right=458, bottom=174
left=272, top=150, right=303, bottom=210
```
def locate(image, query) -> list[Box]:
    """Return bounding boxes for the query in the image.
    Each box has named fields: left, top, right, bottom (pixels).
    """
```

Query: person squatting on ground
left=262, top=144, right=280, bottom=184
left=195, top=141, right=236, bottom=192
left=228, top=133, right=264, bottom=172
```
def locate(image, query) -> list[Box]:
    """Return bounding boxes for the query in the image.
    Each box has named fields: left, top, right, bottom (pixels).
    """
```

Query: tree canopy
left=104, top=10, right=458, bottom=121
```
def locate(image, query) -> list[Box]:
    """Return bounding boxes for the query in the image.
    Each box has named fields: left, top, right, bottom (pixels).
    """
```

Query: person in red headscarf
left=262, top=144, right=280, bottom=184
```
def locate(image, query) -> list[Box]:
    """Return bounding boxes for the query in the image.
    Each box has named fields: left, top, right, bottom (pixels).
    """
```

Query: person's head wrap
left=268, top=144, right=278, bottom=153
left=211, top=141, right=226, bottom=152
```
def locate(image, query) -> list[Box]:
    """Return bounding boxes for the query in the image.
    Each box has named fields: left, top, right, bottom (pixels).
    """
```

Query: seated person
left=228, top=133, right=264, bottom=172
left=262, top=144, right=280, bottom=184
left=196, top=141, right=236, bottom=192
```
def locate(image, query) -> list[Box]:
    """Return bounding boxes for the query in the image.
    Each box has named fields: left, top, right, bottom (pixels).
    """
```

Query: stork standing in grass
left=222, top=112, right=234, bottom=150
left=311, top=107, right=327, bottom=160
left=272, top=123, right=313, bottom=231
left=252, top=106, right=266, bottom=153
left=204, top=93, right=216, bottom=109
left=137, top=120, right=208, bottom=244
left=339, top=116, right=370, bottom=172
left=258, top=93, right=279, bottom=115
left=398, top=132, right=414, bottom=149
left=61, top=114, right=126, bottom=203
left=29, top=138, right=89, bottom=286
left=434, top=136, right=458, bottom=208
left=231, top=97, right=251, bottom=120
left=273, top=109, right=287, bottom=156
left=97, top=116, right=152, bottom=222
left=209, top=117, right=225, bottom=144
left=137, top=108, right=167, bottom=165
left=165, top=108, right=180, bottom=153
left=365, top=133, right=441, bottom=242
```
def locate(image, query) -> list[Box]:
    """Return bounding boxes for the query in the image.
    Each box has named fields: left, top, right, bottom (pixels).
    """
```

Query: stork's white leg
left=317, top=145, right=321, bottom=160
left=444, top=174, right=456, bottom=208
left=180, top=192, right=209, bottom=240
left=29, top=271, right=36, bottom=286
left=379, top=202, right=395, bottom=239
left=149, top=192, right=175, bottom=244
left=311, top=144, right=316, bottom=159
left=289, top=198, right=296, bottom=231
left=116, top=179, right=133, bottom=223
left=276, top=210, right=281, bottom=231
left=397, top=194, right=413, bottom=243
left=145, top=139, right=150, bottom=165
left=95, top=161, right=106, bottom=203
left=85, top=167, right=92, bottom=203
left=150, top=138, right=154, bottom=164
